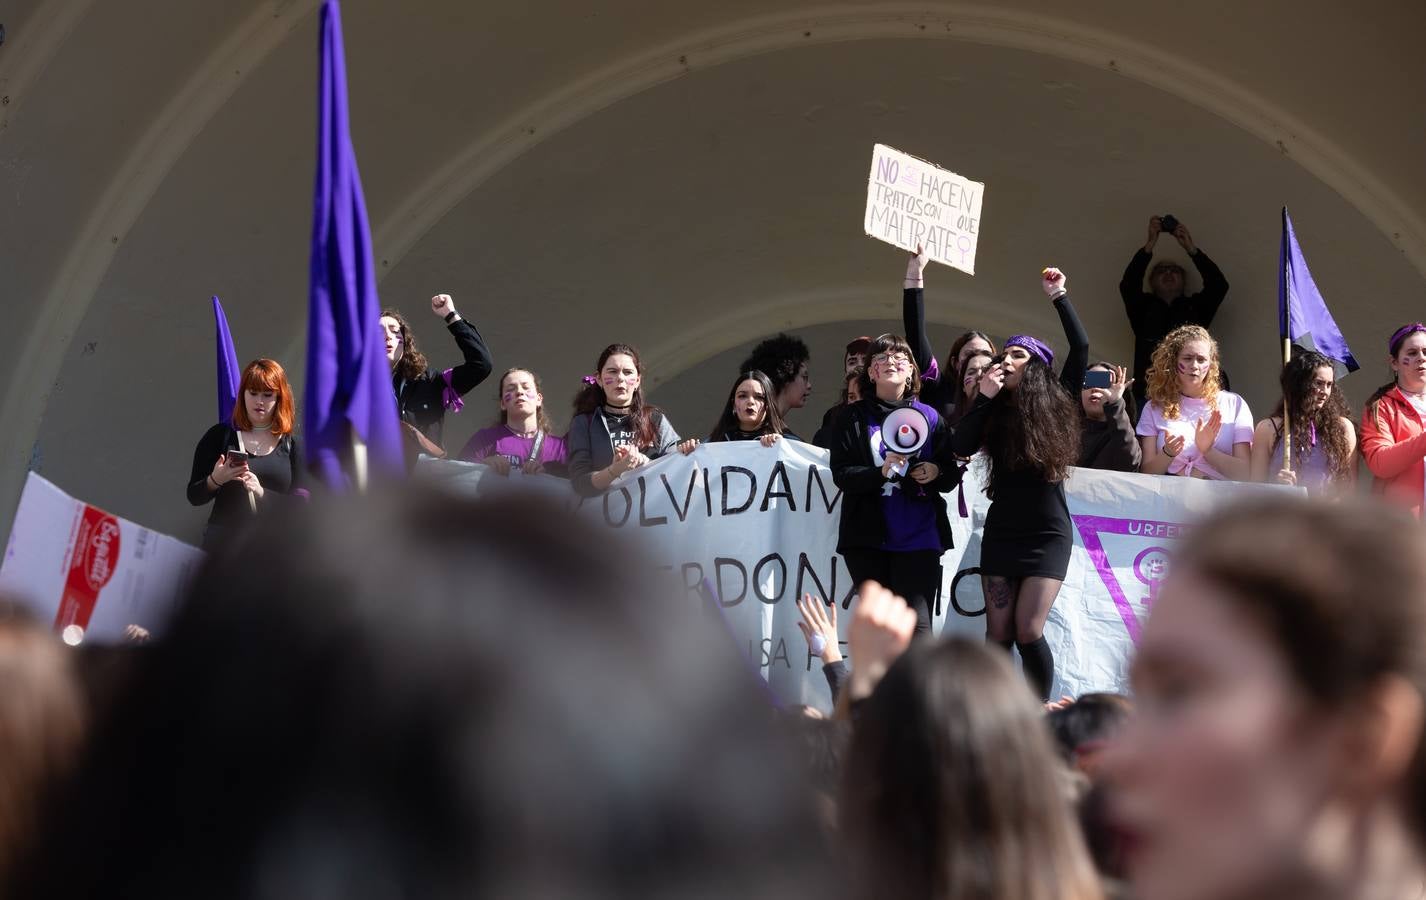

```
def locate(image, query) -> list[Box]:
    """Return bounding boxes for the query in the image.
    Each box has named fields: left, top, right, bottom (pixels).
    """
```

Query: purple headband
left=1003, top=335, right=1055, bottom=369
left=1389, top=323, right=1426, bottom=355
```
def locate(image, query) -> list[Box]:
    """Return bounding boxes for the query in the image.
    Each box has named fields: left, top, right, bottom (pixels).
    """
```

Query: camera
left=1159, top=214, right=1179, bottom=235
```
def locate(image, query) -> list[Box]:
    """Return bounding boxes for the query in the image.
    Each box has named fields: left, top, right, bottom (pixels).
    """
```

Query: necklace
left=505, top=423, right=539, bottom=439
left=251, top=421, right=273, bottom=431
left=604, top=403, right=632, bottom=414
left=1401, top=384, right=1426, bottom=400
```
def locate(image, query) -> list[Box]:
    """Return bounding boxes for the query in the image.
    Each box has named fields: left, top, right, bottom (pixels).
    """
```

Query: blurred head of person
left=842, top=638, right=1102, bottom=900
left=0, top=603, right=86, bottom=882
left=11, top=490, right=834, bottom=899
left=1108, top=495, right=1426, bottom=900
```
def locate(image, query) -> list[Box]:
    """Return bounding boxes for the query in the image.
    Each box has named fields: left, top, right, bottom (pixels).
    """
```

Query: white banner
left=864, top=143, right=984, bottom=275
left=1, top=472, right=205, bottom=643
left=420, top=444, right=1290, bottom=712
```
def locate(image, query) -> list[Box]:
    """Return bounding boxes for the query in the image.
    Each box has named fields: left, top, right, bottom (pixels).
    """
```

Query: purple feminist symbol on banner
left=1072, top=515, right=1191, bottom=642
left=1132, top=547, right=1171, bottom=611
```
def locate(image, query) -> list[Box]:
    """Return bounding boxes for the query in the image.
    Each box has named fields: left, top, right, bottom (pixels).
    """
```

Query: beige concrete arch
left=373, top=1, right=1424, bottom=297
left=0, top=0, right=320, bottom=534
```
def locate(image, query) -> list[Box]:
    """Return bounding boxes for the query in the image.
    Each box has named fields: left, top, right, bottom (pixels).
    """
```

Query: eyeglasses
left=872, top=353, right=912, bottom=369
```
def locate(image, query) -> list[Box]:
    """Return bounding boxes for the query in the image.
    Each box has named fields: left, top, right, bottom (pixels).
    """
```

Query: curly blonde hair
left=1146, top=325, right=1221, bottom=421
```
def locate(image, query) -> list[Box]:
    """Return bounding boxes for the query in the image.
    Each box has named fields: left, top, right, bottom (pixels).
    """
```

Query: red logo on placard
left=54, top=505, right=121, bottom=634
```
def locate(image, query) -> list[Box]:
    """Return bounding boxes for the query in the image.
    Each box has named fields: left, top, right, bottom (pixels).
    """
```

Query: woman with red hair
left=187, top=359, right=305, bottom=548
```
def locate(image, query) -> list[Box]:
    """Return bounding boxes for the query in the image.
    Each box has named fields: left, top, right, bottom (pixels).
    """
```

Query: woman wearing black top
left=951, top=268, right=1088, bottom=699
left=380, top=293, right=493, bottom=459
left=830, top=334, right=962, bottom=635
left=901, top=246, right=996, bottom=421
left=707, top=371, right=787, bottom=446
left=187, top=359, right=305, bottom=550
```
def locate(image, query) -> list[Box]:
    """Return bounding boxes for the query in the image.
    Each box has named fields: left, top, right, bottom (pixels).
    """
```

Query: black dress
left=951, top=294, right=1088, bottom=580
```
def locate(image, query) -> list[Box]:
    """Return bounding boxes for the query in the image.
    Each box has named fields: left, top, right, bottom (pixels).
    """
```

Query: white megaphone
left=882, top=406, right=930, bottom=477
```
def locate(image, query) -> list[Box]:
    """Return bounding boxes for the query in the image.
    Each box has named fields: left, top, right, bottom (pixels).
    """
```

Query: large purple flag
left=305, top=0, right=403, bottom=487
left=212, top=295, right=241, bottom=425
left=1279, top=208, right=1359, bottom=373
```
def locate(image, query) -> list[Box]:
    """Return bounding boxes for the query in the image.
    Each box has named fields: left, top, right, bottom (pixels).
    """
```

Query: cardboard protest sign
left=864, top=143, right=984, bottom=274
left=0, top=472, right=204, bottom=643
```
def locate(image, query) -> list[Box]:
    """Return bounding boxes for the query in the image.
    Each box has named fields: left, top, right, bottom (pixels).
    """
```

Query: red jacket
left=1361, top=387, right=1426, bottom=516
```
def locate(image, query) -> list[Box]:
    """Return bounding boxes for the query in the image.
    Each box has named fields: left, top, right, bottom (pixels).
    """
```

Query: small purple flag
left=1279, top=208, right=1358, bottom=373
left=212, top=295, right=241, bottom=425
left=304, top=0, right=403, bottom=488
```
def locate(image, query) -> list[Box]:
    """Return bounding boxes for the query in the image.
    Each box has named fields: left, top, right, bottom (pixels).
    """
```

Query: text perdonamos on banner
left=864, top=143, right=984, bottom=275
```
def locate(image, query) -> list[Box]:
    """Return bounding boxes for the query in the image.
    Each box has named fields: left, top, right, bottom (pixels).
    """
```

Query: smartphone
left=1083, top=370, right=1113, bottom=390
left=224, top=450, right=250, bottom=467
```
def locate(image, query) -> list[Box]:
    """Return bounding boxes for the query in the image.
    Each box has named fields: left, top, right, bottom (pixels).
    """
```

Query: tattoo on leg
left=987, top=579, right=1014, bottom=610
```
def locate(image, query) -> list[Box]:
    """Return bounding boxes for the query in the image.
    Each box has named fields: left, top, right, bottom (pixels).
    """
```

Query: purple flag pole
left=212, top=296, right=241, bottom=425
left=304, top=0, right=403, bottom=490
left=1278, top=207, right=1360, bottom=472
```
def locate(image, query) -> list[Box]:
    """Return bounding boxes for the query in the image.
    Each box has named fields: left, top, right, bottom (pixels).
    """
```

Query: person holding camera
left=1079, top=362, right=1142, bottom=472
left=1119, top=215, right=1229, bottom=413
left=187, top=359, right=305, bottom=550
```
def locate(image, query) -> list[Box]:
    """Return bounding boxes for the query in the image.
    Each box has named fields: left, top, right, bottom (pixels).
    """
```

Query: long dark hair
left=380, top=309, right=428, bottom=381
left=1269, top=351, right=1353, bottom=482
left=979, top=356, right=1080, bottom=497
left=572, top=344, right=661, bottom=449
left=842, top=638, right=1102, bottom=900
left=945, top=330, right=996, bottom=382
left=949, top=349, right=992, bottom=425
left=708, top=371, right=786, bottom=442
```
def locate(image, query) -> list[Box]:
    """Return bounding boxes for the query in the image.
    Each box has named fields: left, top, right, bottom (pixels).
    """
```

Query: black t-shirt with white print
left=601, top=409, right=637, bottom=450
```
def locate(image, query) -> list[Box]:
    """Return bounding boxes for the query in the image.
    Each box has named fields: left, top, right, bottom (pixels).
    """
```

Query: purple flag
left=1279, top=208, right=1358, bottom=372
left=304, top=0, right=403, bottom=488
left=212, top=296, right=241, bottom=425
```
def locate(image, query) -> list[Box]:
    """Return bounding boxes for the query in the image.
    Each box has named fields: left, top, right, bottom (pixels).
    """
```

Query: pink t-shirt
left=1136, top=392, right=1254, bottom=480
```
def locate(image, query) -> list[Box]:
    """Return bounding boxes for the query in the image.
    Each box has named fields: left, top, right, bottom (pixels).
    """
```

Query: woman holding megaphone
left=951, top=267, right=1088, bottom=700
left=829, top=334, right=961, bottom=635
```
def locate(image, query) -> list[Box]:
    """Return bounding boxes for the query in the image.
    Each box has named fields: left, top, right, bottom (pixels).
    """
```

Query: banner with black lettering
left=418, top=443, right=1289, bottom=711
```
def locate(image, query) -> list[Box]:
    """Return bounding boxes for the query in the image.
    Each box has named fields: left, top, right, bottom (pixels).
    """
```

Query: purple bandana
left=1389, top=323, right=1426, bottom=356
left=1003, top=334, right=1055, bottom=369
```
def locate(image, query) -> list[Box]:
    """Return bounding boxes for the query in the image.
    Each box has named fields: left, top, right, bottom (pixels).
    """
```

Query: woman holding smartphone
left=187, top=359, right=304, bottom=549
left=1079, top=362, right=1142, bottom=472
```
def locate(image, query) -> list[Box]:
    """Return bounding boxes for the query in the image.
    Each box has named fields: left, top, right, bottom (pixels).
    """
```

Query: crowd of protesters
left=180, top=215, right=1426, bottom=695
left=0, top=212, right=1405, bottom=897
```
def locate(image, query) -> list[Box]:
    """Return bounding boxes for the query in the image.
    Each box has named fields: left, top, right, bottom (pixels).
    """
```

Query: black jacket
left=393, top=318, right=494, bottom=451
left=1078, top=397, right=1142, bottom=473
left=1120, top=248, right=1228, bottom=411
left=828, top=398, right=961, bottom=555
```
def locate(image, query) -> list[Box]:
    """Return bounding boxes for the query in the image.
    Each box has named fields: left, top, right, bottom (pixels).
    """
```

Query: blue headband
left=1003, top=335, right=1055, bottom=369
